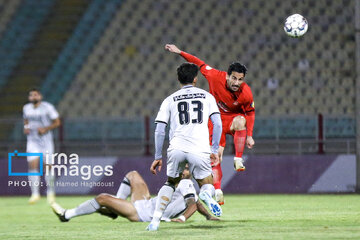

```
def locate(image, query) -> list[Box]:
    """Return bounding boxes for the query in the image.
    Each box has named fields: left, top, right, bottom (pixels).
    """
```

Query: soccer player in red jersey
left=165, top=44, right=255, bottom=205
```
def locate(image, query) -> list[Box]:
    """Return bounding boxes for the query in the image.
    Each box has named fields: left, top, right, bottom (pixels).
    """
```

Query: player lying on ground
left=23, top=88, right=61, bottom=204
left=51, top=169, right=219, bottom=223
left=165, top=44, right=256, bottom=205
left=147, top=63, right=222, bottom=231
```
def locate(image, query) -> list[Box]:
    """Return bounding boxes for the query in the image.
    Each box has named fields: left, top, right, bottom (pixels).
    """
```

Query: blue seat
left=324, top=117, right=355, bottom=138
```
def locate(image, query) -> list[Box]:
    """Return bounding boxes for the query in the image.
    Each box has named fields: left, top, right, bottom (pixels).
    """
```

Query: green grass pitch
left=0, top=195, right=359, bottom=239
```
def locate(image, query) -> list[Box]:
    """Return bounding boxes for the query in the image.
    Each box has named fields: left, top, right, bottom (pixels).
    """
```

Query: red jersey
left=180, top=51, right=255, bottom=136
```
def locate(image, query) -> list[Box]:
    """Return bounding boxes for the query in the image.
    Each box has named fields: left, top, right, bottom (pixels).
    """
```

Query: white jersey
left=155, top=86, right=220, bottom=154
left=135, top=179, right=198, bottom=222
left=152, top=179, right=198, bottom=220
left=23, top=101, right=59, bottom=144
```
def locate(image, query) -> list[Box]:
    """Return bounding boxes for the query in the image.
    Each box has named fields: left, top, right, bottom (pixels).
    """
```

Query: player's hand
left=150, top=159, right=162, bottom=175
left=210, top=153, right=220, bottom=167
left=24, top=128, right=30, bottom=135
left=206, top=215, right=220, bottom=221
left=171, top=218, right=185, bottom=223
left=246, top=136, right=255, bottom=149
left=38, top=127, right=48, bottom=135
left=165, top=44, right=181, bottom=54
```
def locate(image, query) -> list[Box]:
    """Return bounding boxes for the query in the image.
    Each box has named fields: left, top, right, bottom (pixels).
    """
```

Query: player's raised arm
left=164, top=44, right=181, bottom=54
left=165, top=44, right=223, bottom=81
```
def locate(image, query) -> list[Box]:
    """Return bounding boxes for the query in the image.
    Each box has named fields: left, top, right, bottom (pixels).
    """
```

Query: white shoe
left=51, top=202, right=69, bottom=222
left=215, top=189, right=224, bottom=205
left=146, top=220, right=160, bottom=231
left=234, top=157, right=245, bottom=172
left=199, top=190, right=222, bottom=217
left=28, top=194, right=40, bottom=204
left=47, top=192, right=56, bottom=204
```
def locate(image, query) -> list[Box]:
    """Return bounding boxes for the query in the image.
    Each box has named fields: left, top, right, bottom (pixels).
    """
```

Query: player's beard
left=231, top=85, right=240, bottom=91
left=31, top=100, right=40, bottom=105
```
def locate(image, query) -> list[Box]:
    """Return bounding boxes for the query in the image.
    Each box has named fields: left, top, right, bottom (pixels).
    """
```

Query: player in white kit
left=147, top=63, right=223, bottom=231
left=23, top=88, right=61, bottom=204
left=51, top=168, right=219, bottom=222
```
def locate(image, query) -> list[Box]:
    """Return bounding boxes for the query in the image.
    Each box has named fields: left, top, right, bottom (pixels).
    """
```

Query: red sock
left=234, top=130, right=247, bottom=158
left=212, top=164, right=222, bottom=189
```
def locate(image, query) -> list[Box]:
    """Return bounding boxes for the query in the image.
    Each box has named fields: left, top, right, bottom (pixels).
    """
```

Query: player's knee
left=232, top=116, right=246, bottom=131
left=126, top=170, right=140, bottom=182
left=95, top=193, right=110, bottom=205
left=165, top=178, right=179, bottom=190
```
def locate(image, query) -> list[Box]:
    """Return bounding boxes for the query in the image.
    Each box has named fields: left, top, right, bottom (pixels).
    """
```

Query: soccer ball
left=284, top=14, right=308, bottom=38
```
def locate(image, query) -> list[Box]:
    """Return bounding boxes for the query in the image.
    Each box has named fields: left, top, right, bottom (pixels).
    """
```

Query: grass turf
left=0, top=195, right=359, bottom=240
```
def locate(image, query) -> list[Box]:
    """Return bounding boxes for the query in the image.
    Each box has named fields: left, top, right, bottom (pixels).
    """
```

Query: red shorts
left=209, top=113, right=244, bottom=147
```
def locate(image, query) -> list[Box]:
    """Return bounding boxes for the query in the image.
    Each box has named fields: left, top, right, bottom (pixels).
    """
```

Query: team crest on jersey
left=251, top=101, right=255, bottom=108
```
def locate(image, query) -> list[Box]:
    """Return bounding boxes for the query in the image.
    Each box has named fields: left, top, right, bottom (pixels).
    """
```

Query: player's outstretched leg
left=116, top=174, right=131, bottom=199
left=212, top=164, right=224, bottom=205
left=51, top=197, right=100, bottom=222
left=212, top=146, right=224, bottom=205
left=232, top=116, right=247, bottom=172
left=146, top=181, right=176, bottom=231
left=97, top=207, right=118, bottom=219
left=51, top=202, right=69, bottom=222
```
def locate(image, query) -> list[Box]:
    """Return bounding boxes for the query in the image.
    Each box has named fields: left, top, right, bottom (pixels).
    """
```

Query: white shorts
left=133, top=199, right=155, bottom=222
left=26, top=140, right=54, bottom=162
left=166, top=148, right=212, bottom=180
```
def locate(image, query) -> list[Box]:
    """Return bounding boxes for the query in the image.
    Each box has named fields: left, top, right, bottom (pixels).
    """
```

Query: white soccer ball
left=284, top=14, right=308, bottom=38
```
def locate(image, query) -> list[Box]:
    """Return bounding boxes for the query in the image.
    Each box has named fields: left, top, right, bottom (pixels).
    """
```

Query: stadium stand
left=58, top=0, right=355, bottom=120
left=0, top=0, right=89, bottom=115
left=0, top=0, right=55, bottom=90
left=0, top=0, right=356, bottom=153
left=0, top=0, right=89, bottom=141
left=0, top=0, right=21, bottom=39
left=41, top=0, right=122, bottom=106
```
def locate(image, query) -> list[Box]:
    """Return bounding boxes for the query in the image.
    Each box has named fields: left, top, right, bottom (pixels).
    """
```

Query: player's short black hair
left=227, top=62, right=247, bottom=76
left=28, top=88, right=41, bottom=94
left=177, top=63, right=199, bottom=84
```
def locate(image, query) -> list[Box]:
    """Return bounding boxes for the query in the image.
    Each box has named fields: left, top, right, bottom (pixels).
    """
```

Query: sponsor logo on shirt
left=173, top=93, right=206, bottom=101
left=217, top=101, right=229, bottom=112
